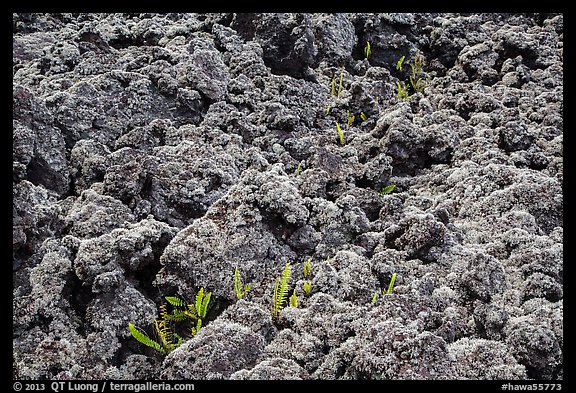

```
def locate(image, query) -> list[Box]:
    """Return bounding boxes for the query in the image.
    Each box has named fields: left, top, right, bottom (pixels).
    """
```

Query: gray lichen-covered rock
left=13, top=13, right=562, bottom=380
left=160, top=320, right=266, bottom=379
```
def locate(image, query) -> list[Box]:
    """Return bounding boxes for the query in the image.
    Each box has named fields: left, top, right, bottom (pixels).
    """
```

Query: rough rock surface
left=13, top=13, right=562, bottom=380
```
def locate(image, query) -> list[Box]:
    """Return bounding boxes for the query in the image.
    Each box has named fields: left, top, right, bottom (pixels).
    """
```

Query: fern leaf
left=385, top=272, right=397, bottom=295
left=200, top=291, right=211, bottom=319
left=273, top=262, right=291, bottom=319
left=380, top=184, right=396, bottom=195
left=336, top=122, right=345, bottom=145
left=165, top=296, right=187, bottom=307
left=289, top=289, right=298, bottom=308
left=195, top=288, right=205, bottom=315
left=396, top=55, right=405, bottom=71
left=165, top=309, right=188, bottom=322
left=303, top=258, right=312, bottom=278
left=303, top=281, right=312, bottom=296
left=128, top=323, right=165, bottom=354
left=185, top=304, right=198, bottom=320
left=234, top=267, right=250, bottom=300
left=191, top=319, right=202, bottom=336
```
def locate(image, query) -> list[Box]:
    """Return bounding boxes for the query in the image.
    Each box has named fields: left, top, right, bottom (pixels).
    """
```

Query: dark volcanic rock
left=13, top=13, right=562, bottom=380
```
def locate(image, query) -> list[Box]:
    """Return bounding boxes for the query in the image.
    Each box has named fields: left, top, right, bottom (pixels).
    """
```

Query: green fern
left=289, top=289, right=298, bottom=308
left=380, top=184, right=396, bottom=195
left=128, top=323, right=165, bottom=354
left=159, top=304, right=187, bottom=322
left=295, top=162, right=302, bottom=177
left=385, top=272, right=397, bottom=295
left=396, top=81, right=411, bottom=101
left=272, top=262, right=291, bottom=319
left=234, top=267, right=252, bottom=300
left=303, top=281, right=312, bottom=296
left=155, top=319, right=179, bottom=353
left=303, top=259, right=312, bottom=278
left=336, top=122, right=345, bottom=145
left=165, top=296, right=186, bottom=307
left=396, top=55, right=405, bottom=72
left=195, top=287, right=211, bottom=319
left=331, top=78, right=335, bottom=97
left=364, top=41, right=371, bottom=59
left=347, top=113, right=355, bottom=126
left=191, top=319, right=202, bottom=336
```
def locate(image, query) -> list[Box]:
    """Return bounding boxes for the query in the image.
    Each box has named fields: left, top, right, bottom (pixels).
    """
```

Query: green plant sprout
left=303, top=281, right=312, bottom=296
left=128, top=322, right=167, bottom=354
left=396, top=81, right=411, bottom=101
left=336, top=122, right=345, bottom=145
left=272, top=262, right=292, bottom=319
left=233, top=267, right=251, bottom=300
left=371, top=272, right=398, bottom=304
left=303, top=259, right=312, bottom=278
left=128, top=290, right=211, bottom=355
left=331, top=78, right=335, bottom=96
left=303, top=258, right=313, bottom=296
left=364, top=41, right=371, bottom=59
left=385, top=272, right=397, bottom=295
left=289, top=289, right=298, bottom=308
left=380, top=184, right=396, bottom=195
left=395, top=54, right=428, bottom=101
left=396, top=55, right=405, bottom=71
left=360, top=112, right=367, bottom=122
left=347, top=113, right=355, bottom=126
left=326, top=103, right=331, bottom=115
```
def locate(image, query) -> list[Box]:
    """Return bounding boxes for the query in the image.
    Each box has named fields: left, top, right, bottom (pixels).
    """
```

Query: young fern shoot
left=233, top=267, right=251, bottom=300
left=385, top=273, right=397, bottom=295
left=289, top=289, right=298, bottom=308
left=272, top=262, right=291, bottom=319
left=336, top=122, right=345, bottom=145
left=128, top=323, right=166, bottom=354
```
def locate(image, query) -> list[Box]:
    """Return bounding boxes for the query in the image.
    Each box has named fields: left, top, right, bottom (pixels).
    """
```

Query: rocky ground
left=13, top=13, right=563, bottom=380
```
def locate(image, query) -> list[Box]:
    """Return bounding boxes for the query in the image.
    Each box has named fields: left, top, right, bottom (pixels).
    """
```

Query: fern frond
left=165, top=296, right=187, bottom=307
left=364, top=41, right=371, bottom=59
left=128, top=323, right=165, bottom=354
left=195, top=288, right=204, bottom=314
left=185, top=304, right=198, bottom=320
left=303, top=258, right=312, bottom=278
left=289, top=289, right=298, bottom=308
left=234, top=267, right=251, bottom=300
left=380, top=184, right=396, bottom=195
left=385, top=272, right=397, bottom=295
left=347, top=114, right=355, bottom=126
left=191, top=319, right=202, bottom=336
left=199, top=291, right=211, bottom=319
left=272, top=262, right=291, bottom=319
left=154, top=319, right=173, bottom=351
left=295, top=162, right=302, bottom=177
left=336, top=122, right=345, bottom=146
left=396, top=55, right=405, bottom=71
left=303, top=281, right=312, bottom=296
